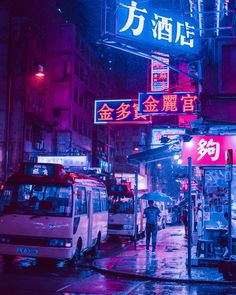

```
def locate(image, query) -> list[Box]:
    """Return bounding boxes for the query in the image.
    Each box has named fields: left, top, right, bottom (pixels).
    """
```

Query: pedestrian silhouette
left=144, top=200, right=160, bottom=252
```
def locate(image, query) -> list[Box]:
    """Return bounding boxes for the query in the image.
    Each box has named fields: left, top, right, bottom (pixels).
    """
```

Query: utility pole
left=225, top=149, right=233, bottom=257
left=187, top=157, right=192, bottom=278
left=134, top=170, right=138, bottom=248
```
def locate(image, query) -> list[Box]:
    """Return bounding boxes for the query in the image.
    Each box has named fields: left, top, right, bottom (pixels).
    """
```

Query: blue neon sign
left=94, top=99, right=151, bottom=124
left=116, top=1, right=200, bottom=55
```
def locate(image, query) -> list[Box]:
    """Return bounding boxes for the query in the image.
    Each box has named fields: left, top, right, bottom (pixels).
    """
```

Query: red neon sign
left=139, top=92, right=198, bottom=115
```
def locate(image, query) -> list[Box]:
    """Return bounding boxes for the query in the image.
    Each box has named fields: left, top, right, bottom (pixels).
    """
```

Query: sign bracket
left=98, top=36, right=200, bottom=81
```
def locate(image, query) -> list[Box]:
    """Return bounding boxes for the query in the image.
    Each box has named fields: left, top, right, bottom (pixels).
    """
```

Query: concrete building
left=0, top=0, right=55, bottom=181
left=0, top=0, right=116, bottom=182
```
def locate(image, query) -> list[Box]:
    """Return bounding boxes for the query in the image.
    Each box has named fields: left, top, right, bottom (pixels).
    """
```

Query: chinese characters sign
left=94, top=99, right=151, bottom=124
left=116, top=0, right=199, bottom=55
left=182, top=136, right=236, bottom=166
left=37, top=156, right=88, bottom=168
left=151, top=53, right=169, bottom=91
left=151, top=128, right=185, bottom=147
left=139, top=92, right=198, bottom=114
left=23, top=163, right=55, bottom=177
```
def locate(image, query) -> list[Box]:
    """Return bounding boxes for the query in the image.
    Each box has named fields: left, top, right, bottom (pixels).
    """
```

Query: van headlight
left=0, top=236, right=11, bottom=244
left=48, top=238, right=72, bottom=248
left=123, top=225, right=133, bottom=230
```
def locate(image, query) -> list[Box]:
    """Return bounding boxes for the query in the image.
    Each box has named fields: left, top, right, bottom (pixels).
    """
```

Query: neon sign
left=151, top=128, right=185, bottom=145
left=138, top=92, right=198, bottom=115
left=94, top=99, right=151, bottom=124
left=182, top=135, right=236, bottom=165
left=116, top=0, right=200, bottom=54
left=22, top=163, right=60, bottom=177
left=151, top=53, right=169, bottom=92
left=37, top=156, right=88, bottom=168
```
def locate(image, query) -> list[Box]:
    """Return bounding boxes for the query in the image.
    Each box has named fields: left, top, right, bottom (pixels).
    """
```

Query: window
left=73, top=115, right=77, bottom=130
left=75, top=186, right=87, bottom=215
left=79, top=94, right=83, bottom=107
left=73, top=87, right=78, bottom=103
left=2, top=184, right=73, bottom=217
left=26, top=126, right=31, bottom=141
left=92, top=189, right=101, bottom=213
left=78, top=119, right=82, bottom=133
left=45, top=186, right=72, bottom=215
left=80, top=67, right=84, bottom=81
left=76, top=36, right=80, bottom=49
left=100, top=189, right=108, bottom=211
left=74, top=63, right=79, bottom=76
left=0, top=187, right=13, bottom=211
left=108, top=195, right=134, bottom=214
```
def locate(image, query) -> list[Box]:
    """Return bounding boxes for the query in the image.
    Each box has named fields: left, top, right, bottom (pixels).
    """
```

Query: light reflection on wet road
left=0, top=237, right=236, bottom=294
left=130, top=282, right=236, bottom=295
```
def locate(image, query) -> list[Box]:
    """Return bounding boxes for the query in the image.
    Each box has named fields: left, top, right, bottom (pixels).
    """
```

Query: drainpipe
left=5, top=10, right=12, bottom=182
left=134, top=170, right=138, bottom=247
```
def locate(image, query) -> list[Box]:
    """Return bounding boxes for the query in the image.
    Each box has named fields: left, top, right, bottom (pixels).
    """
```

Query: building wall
left=201, top=38, right=236, bottom=95
left=201, top=38, right=236, bottom=123
left=218, top=40, right=236, bottom=94
left=0, top=1, right=58, bottom=180
left=47, top=21, right=116, bottom=170
left=0, top=1, right=116, bottom=182
left=0, top=4, right=9, bottom=181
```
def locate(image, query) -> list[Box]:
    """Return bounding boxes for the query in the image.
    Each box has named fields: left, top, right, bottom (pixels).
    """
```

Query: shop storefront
left=182, top=135, right=236, bottom=260
left=203, top=167, right=235, bottom=256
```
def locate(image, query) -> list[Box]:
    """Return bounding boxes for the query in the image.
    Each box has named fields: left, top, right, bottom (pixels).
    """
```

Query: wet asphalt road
left=1, top=235, right=236, bottom=294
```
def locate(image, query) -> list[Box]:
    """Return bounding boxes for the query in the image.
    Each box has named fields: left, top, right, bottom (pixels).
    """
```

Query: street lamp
left=35, top=65, right=45, bottom=77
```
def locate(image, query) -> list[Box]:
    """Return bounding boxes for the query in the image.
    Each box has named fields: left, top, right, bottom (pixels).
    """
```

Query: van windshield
left=108, top=195, right=134, bottom=214
left=0, top=184, right=73, bottom=217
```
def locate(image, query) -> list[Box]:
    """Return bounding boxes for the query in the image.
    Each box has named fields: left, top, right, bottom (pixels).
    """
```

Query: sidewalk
left=93, top=225, right=236, bottom=285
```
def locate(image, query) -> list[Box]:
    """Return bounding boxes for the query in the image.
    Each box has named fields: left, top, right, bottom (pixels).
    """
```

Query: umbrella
left=140, top=191, right=172, bottom=202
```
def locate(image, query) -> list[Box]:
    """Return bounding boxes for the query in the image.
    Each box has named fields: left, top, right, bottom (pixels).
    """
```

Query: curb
left=92, top=261, right=236, bottom=286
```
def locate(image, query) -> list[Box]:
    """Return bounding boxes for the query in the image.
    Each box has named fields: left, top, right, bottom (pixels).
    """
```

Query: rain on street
left=1, top=226, right=236, bottom=295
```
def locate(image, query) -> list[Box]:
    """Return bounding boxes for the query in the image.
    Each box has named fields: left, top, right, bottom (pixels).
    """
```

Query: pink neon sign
left=182, top=135, right=236, bottom=166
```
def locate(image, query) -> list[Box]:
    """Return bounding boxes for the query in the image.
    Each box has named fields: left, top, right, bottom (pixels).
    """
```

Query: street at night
left=1, top=0, right=236, bottom=294
left=1, top=226, right=236, bottom=294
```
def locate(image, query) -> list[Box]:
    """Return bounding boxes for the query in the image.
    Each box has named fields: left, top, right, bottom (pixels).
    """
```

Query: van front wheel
left=91, top=233, right=101, bottom=258
left=69, top=239, right=82, bottom=267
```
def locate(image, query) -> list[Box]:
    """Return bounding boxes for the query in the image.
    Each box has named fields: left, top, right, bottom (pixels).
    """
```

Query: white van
left=157, top=202, right=167, bottom=229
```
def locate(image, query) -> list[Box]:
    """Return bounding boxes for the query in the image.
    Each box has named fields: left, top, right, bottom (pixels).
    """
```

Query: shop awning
left=127, top=145, right=176, bottom=164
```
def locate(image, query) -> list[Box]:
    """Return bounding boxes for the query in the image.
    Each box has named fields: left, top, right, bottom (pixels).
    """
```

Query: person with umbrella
left=143, top=200, right=161, bottom=252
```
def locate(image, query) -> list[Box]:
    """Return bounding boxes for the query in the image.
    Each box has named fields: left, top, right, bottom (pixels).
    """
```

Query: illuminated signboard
left=94, top=99, right=151, bottom=124
left=151, top=128, right=185, bottom=147
left=182, top=135, right=236, bottom=166
left=109, top=185, right=127, bottom=193
left=151, top=53, right=169, bottom=92
left=178, top=114, right=197, bottom=129
left=116, top=0, right=200, bottom=55
left=22, top=163, right=59, bottom=177
left=138, top=92, right=198, bottom=115
left=37, top=156, right=88, bottom=168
